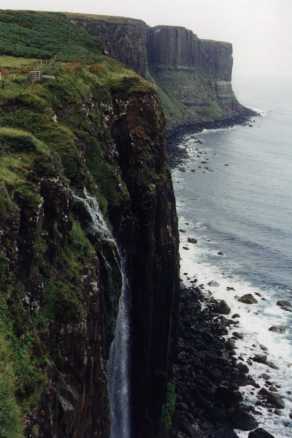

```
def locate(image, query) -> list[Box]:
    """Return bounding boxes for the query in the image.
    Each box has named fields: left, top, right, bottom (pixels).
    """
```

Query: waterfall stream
left=74, top=191, right=131, bottom=438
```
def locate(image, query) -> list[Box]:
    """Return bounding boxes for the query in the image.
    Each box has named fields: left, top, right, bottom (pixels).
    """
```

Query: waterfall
left=108, top=256, right=131, bottom=438
left=74, top=190, right=131, bottom=438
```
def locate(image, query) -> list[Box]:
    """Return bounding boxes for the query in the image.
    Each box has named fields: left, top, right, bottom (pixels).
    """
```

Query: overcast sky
left=4, top=0, right=292, bottom=79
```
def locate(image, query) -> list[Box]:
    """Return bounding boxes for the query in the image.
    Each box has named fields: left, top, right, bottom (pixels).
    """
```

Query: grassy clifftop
left=0, top=10, right=103, bottom=61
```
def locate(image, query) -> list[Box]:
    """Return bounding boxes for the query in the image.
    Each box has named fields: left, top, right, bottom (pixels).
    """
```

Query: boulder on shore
left=248, top=428, right=275, bottom=438
left=252, top=354, right=267, bottom=365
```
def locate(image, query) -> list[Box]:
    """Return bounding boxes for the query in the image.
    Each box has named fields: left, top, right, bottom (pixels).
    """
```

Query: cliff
left=0, top=10, right=179, bottom=438
left=68, top=14, right=254, bottom=132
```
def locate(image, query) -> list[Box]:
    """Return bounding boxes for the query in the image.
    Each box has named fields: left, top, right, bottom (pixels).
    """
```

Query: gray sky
left=4, top=0, right=292, bottom=79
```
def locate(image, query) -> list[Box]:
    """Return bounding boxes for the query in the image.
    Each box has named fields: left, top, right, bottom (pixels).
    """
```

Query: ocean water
left=172, top=77, right=292, bottom=437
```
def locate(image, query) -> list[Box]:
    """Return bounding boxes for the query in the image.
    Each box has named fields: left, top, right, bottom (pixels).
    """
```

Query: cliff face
left=69, top=14, right=149, bottom=76
left=111, top=92, right=179, bottom=438
left=0, top=11, right=179, bottom=438
left=69, top=15, right=253, bottom=131
left=148, top=26, right=233, bottom=81
left=147, top=26, right=244, bottom=130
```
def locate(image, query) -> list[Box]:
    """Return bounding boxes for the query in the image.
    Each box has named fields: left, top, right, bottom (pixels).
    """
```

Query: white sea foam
left=249, top=107, right=267, bottom=117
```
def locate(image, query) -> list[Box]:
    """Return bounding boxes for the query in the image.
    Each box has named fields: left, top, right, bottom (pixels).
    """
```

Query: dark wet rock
left=238, top=362, right=249, bottom=376
left=265, top=361, right=279, bottom=370
left=269, top=325, right=287, bottom=334
left=252, top=354, right=268, bottom=365
left=231, top=410, right=258, bottom=431
left=276, top=300, right=292, bottom=312
left=233, top=332, right=244, bottom=340
left=208, top=280, right=220, bottom=287
left=248, top=428, right=275, bottom=438
left=260, top=373, right=270, bottom=381
left=183, top=246, right=190, bottom=251
left=188, top=237, right=198, bottom=244
left=227, top=287, right=235, bottom=291
left=238, top=294, right=258, bottom=304
left=172, top=286, right=255, bottom=437
left=232, top=314, right=240, bottom=319
left=258, top=388, right=285, bottom=409
left=213, top=300, right=231, bottom=315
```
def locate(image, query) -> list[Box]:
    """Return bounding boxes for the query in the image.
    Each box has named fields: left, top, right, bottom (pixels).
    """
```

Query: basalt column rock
left=110, top=91, right=180, bottom=438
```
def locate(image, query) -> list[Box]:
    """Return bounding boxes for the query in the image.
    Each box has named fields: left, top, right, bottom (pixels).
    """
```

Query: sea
left=172, top=76, right=292, bottom=437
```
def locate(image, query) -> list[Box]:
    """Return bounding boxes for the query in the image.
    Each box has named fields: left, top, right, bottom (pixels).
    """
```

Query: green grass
left=0, top=10, right=102, bottom=61
left=0, top=56, right=38, bottom=69
left=66, top=12, right=145, bottom=25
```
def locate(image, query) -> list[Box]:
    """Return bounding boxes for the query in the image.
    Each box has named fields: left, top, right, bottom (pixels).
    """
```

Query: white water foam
left=178, top=216, right=292, bottom=437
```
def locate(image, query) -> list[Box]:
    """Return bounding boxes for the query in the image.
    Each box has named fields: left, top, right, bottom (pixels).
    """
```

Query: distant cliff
left=69, top=14, right=254, bottom=132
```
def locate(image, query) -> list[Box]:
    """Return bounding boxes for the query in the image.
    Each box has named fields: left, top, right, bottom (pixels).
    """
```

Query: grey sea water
left=173, top=77, right=292, bottom=436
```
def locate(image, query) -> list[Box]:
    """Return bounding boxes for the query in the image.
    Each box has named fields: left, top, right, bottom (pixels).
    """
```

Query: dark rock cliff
left=110, top=92, right=179, bottom=437
left=68, top=14, right=149, bottom=77
left=69, top=14, right=254, bottom=132
left=0, top=12, right=179, bottom=437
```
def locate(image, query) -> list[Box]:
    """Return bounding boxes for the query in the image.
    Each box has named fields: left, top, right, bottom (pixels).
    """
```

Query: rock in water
left=208, top=280, right=220, bottom=287
left=252, top=354, right=268, bottom=365
left=276, top=300, right=292, bottom=312
left=258, top=388, right=285, bottom=409
left=187, top=237, right=198, bottom=244
left=269, top=325, right=287, bottom=334
left=238, top=294, right=258, bottom=304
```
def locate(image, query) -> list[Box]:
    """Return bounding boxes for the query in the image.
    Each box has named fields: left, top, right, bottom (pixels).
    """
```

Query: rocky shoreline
left=167, top=110, right=258, bottom=159
left=172, top=284, right=277, bottom=438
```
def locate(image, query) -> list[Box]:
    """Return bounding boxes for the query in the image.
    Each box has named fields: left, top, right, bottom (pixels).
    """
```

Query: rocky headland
left=68, top=13, right=256, bottom=134
left=0, top=8, right=260, bottom=438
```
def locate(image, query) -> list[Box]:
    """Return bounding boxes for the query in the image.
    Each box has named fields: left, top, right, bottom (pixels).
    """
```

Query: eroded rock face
left=110, top=91, right=180, bottom=438
left=69, top=15, right=149, bottom=76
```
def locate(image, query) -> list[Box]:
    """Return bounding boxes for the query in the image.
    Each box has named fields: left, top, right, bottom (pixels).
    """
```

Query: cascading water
left=108, top=257, right=131, bottom=438
left=74, top=190, right=131, bottom=438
